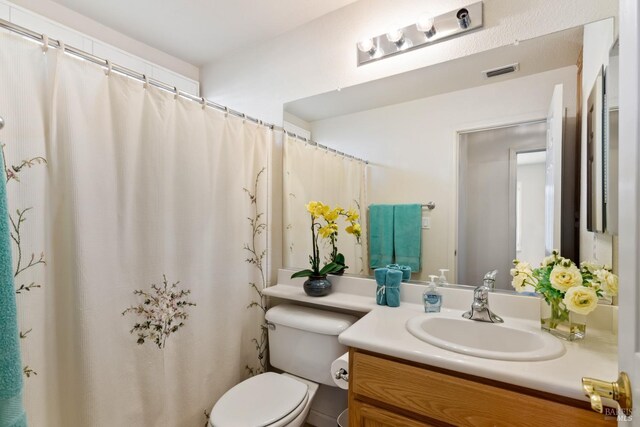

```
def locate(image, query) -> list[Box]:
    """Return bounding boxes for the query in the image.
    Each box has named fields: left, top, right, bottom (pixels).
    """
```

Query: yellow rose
left=549, top=263, right=582, bottom=292
left=563, top=286, right=598, bottom=315
left=595, top=269, right=618, bottom=296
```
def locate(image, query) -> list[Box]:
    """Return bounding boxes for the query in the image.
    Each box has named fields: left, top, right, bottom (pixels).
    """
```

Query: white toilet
left=210, top=304, right=357, bottom=427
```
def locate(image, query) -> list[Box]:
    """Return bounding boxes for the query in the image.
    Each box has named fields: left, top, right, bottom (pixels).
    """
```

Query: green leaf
left=319, top=262, right=342, bottom=275
left=291, top=269, right=314, bottom=279
left=335, top=253, right=345, bottom=265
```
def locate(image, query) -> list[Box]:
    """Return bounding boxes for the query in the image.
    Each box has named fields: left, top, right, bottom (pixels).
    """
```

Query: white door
left=545, top=84, right=564, bottom=254
left=618, top=0, right=640, bottom=424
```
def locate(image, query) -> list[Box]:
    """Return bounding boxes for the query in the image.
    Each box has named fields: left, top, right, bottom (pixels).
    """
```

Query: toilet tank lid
left=265, top=304, right=358, bottom=335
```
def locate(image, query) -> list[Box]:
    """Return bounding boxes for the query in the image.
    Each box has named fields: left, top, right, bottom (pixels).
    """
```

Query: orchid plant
left=291, top=201, right=362, bottom=279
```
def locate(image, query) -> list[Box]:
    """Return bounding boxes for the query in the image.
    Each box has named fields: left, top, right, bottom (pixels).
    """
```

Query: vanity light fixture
left=386, top=27, right=405, bottom=47
left=357, top=37, right=377, bottom=56
left=416, top=14, right=436, bottom=38
left=456, top=8, right=471, bottom=29
left=356, top=1, right=483, bottom=66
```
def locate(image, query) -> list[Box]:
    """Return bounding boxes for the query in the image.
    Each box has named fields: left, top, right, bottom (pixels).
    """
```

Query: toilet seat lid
left=211, top=372, right=308, bottom=427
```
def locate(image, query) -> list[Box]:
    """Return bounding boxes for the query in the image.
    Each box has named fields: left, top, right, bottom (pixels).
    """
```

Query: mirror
left=283, top=19, right=618, bottom=292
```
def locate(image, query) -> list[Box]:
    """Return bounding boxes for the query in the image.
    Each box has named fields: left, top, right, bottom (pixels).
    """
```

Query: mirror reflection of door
left=516, top=151, right=547, bottom=269
left=458, top=121, right=547, bottom=290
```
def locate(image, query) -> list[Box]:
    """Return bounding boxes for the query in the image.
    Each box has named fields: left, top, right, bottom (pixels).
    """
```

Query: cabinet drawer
left=351, top=350, right=613, bottom=426
left=351, top=400, right=436, bottom=427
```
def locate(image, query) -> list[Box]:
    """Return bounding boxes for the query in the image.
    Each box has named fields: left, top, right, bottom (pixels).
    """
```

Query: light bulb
left=357, top=37, right=375, bottom=54
left=386, top=28, right=404, bottom=45
left=416, top=14, right=436, bottom=38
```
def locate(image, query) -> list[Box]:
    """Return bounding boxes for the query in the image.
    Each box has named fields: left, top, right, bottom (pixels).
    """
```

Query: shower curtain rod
left=0, top=18, right=370, bottom=165
left=0, top=17, right=284, bottom=131
left=284, top=130, right=368, bottom=164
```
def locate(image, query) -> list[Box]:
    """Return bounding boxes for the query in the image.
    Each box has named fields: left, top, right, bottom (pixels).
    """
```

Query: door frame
left=618, top=0, right=640, bottom=420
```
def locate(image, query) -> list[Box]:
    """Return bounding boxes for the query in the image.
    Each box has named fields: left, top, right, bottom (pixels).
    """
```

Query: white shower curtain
left=0, top=32, right=271, bottom=426
left=283, top=135, right=367, bottom=275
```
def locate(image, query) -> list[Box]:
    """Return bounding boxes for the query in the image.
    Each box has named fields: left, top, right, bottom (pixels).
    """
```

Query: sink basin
left=406, top=315, right=565, bottom=361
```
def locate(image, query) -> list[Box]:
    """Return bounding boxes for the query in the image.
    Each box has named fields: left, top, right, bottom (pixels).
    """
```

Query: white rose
left=541, top=250, right=560, bottom=267
left=563, top=286, right=598, bottom=315
left=580, top=260, right=603, bottom=274
left=595, top=269, right=618, bottom=297
left=510, top=261, right=536, bottom=292
left=549, top=263, right=583, bottom=292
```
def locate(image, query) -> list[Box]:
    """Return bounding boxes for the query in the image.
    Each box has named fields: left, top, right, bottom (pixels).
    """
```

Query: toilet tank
left=265, top=304, right=357, bottom=386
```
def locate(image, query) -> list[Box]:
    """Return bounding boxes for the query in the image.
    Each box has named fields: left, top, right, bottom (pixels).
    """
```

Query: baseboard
left=306, top=409, right=337, bottom=427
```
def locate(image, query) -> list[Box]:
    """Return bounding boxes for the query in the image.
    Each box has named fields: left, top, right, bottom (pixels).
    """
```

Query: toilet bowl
left=210, top=373, right=318, bottom=427
left=209, top=304, right=357, bottom=427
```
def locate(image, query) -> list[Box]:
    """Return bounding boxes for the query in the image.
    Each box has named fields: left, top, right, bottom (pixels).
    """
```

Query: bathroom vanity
left=348, top=349, right=612, bottom=426
left=265, top=270, right=619, bottom=427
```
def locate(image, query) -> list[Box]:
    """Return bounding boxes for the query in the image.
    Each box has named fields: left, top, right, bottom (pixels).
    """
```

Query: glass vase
left=540, top=297, right=586, bottom=341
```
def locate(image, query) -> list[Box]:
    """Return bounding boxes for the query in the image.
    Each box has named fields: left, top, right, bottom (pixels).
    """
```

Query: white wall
left=201, top=0, right=617, bottom=125
left=0, top=0, right=199, bottom=94
left=580, top=18, right=615, bottom=266
left=310, top=66, right=577, bottom=282
left=517, top=162, right=547, bottom=265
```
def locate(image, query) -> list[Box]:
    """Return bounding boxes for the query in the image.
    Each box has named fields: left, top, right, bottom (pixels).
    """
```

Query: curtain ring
left=200, top=97, right=206, bottom=110
left=224, top=106, right=228, bottom=118
left=41, top=34, right=49, bottom=53
left=58, top=40, right=65, bottom=53
left=104, top=60, right=112, bottom=76
left=143, top=74, right=149, bottom=89
left=173, top=86, right=179, bottom=100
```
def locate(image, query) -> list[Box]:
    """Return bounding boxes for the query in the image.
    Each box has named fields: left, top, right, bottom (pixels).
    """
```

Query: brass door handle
left=582, top=372, right=632, bottom=414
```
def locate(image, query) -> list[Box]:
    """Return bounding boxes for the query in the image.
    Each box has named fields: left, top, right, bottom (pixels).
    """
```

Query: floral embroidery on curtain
left=243, top=167, right=268, bottom=376
left=2, top=146, right=47, bottom=378
left=122, top=275, right=196, bottom=349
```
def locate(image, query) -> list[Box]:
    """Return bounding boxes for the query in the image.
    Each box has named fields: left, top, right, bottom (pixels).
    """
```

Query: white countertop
left=338, top=304, right=618, bottom=402
left=268, top=269, right=619, bottom=403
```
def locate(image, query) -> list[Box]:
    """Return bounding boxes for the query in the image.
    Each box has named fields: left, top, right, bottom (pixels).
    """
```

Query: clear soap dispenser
left=423, top=275, right=442, bottom=313
left=438, top=269, right=449, bottom=286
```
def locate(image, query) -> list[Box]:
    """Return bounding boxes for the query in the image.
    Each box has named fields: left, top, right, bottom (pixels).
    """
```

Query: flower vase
left=540, top=298, right=586, bottom=341
left=303, top=275, right=332, bottom=297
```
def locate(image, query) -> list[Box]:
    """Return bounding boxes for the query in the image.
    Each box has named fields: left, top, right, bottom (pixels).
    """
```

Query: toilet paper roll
left=331, top=352, right=349, bottom=390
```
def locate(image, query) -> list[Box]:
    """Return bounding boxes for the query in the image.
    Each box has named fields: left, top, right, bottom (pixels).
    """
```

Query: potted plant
left=511, top=250, right=618, bottom=341
left=291, top=201, right=343, bottom=296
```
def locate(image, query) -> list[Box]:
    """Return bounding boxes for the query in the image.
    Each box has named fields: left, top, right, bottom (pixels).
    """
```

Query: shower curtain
left=0, top=32, right=271, bottom=426
left=283, top=135, right=367, bottom=275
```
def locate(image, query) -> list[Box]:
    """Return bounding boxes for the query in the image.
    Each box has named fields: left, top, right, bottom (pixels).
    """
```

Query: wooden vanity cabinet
left=348, top=348, right=614, bottom=427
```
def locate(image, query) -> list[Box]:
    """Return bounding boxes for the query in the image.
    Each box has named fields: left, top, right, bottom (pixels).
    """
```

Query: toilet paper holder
left=334, top=368, right=348, bottom=382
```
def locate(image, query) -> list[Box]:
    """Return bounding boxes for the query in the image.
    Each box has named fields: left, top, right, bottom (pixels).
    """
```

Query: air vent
left=482, top=63, right=520, bottom=78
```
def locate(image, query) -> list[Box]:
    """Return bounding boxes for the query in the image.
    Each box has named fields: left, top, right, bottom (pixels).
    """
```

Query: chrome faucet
left=462, top=270, right=503, bottom=323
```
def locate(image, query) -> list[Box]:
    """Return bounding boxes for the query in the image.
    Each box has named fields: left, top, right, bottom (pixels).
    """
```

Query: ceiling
left=285, top=26, right=583, bottom=123
left=50, top=0, right=357, bottom=65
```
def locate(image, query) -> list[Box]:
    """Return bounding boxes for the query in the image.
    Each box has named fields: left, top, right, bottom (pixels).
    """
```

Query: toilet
left=210, top=304, right=357, bottom=427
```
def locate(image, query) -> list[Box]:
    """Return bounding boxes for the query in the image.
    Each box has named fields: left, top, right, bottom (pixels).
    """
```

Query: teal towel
left=369, top=205, right=394, bottom=268
left=393, top=204, right=422, bottom=272
left=385, top=269, right=403, bottom=307
left=374, top=268, right=387, bottom=306
left=386, top=264, right=411, bottom=282
left=0, top=148, right=26, bottom=427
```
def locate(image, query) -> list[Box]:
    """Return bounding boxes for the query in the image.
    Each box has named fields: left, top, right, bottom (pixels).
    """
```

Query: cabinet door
left=351, top=401, right=435, bottom=427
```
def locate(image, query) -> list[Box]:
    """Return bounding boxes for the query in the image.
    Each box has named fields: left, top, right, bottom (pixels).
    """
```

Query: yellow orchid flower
left=324, top=208, right=341, bottom=222
left=306, top=201, right=319, bottom=216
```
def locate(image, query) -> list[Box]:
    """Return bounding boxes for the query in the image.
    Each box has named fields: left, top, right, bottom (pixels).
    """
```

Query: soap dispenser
left=423, top=275, right=442, bottom=313
left=438, top=269, right=449, bottom=286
